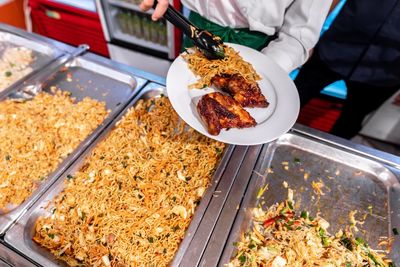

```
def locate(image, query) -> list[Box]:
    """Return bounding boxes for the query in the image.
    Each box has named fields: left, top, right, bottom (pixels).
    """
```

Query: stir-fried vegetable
left=228, top=199, right=395, bottom=266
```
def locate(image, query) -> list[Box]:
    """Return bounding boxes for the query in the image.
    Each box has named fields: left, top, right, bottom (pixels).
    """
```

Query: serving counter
left=0, top=23, right=399, bottom=266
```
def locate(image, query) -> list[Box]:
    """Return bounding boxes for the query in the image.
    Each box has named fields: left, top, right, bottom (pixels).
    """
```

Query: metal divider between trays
left=173, top=145, right=254, bottom=267
left=177, top=145, right=262, bottom=267
left=190, top=145, right=264, bottom=267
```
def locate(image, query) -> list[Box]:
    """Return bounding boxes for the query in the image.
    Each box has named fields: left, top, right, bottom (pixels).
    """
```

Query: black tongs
left=152, top=0, right=225, bottom=60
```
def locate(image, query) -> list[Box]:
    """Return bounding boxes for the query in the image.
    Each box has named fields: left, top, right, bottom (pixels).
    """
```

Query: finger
left=139, top=0, right=154, bottom=11
left=152, top=0, right=169, bottom=21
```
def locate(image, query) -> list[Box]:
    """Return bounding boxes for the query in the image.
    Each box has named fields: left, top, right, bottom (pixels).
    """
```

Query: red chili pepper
left=263, top=212, right=296, bottom=227
left=263, top=217, right=276, bottom=227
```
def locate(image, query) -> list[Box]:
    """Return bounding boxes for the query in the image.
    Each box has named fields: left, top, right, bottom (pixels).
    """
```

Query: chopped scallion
left=256, top=184, right=269, bottom=199
left=238, top=254, right=247, bottom=263
left=300, top=211, right=308, bottom=219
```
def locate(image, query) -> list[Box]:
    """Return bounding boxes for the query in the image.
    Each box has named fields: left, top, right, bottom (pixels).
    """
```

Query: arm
left=262, top=0, right=332, bottom=73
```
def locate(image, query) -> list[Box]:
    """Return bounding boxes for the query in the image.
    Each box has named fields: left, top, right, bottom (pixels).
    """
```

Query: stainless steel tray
left=178, top=145, right=262, bottom=267
left=201, top=130, right=400, bottom=266
left=0, top=243, right=33, bottom=267
left=0, top=26, right=65, bottom=96
left=0, top=53, right=147, bottom=235
left=3, top=83, right=243, bottom=267
left=0, top=258, right=10, bottom=267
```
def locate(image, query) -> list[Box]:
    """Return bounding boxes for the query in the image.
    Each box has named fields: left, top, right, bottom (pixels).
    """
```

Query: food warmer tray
left=0, top=51, right=147, bottom=235
left=197, top=126, right=400, bottom=266
left=0, top=258, right=10, bottom=267
left=0, top=23, right=66, bottom=98
left=0, top=243, right=33, bottom=267
left=3, top=82, right=249, bottom=267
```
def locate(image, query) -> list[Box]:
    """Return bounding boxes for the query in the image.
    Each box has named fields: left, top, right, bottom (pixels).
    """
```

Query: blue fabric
left=321, top=0, right=347, bottom=35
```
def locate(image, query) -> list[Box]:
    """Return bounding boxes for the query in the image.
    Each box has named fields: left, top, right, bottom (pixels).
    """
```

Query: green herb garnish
left=238, top=254, right=247, bottom=263
left=287, top=201, right=294, bottom=210
left=319, top=228, right=329, bottom=246
left=248, top=243, right=256, bottom=249
left=215, top=147, right=223, bottom=155
left=300, top=211, right=308, bottom=219
left=340, top=236, right=353, bottom=251
left=256, top=184, right=269, bottom=199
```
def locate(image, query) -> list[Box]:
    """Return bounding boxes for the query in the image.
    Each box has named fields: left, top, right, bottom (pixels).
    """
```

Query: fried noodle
left=183, top=45, right=261, bottom=89
left=228, top=199, right=394, bottom=266
left=0, top=88, right=108, bottom=211
left=33, top=97, right=225, bottom=266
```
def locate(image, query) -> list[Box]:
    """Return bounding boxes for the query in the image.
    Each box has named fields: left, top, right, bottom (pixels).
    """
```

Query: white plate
left=166, top=43, right=300, bottom=145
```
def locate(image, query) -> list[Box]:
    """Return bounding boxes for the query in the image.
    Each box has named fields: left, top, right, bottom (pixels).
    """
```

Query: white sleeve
left=262, top=0, right=332, bottom=73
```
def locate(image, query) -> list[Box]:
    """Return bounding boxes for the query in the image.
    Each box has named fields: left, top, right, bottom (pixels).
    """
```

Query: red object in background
left=0, top=0, right=26, bottom=29
left=172, top=0, right=182, bottom=58
left=29, top=0, right=109, bottom=57
left=297, top=97, right=343, bottom=133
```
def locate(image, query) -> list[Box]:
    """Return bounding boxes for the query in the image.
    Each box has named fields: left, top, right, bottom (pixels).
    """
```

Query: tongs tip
left=195, top=30, right=225, bottom=60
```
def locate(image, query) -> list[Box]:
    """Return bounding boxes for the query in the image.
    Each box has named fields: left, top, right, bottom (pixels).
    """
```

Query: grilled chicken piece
left=197, top=92, right=256, bottom=135
left=211, top=74, right=269, bottom=108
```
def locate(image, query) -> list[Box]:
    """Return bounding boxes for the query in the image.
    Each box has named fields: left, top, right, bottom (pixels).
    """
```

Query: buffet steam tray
left=0, top=243, right=33, bottom=267
left=0, top=27, right=64, bottom=97
left=3, top=83, right=246, bottom=267
left=200, top=131, right=400, bottom=266
left=0, top=53, right=147, bottom=235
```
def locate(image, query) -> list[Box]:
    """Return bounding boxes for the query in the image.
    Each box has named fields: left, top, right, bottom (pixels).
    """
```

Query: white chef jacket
left=181, top=0, right=332, bottom=73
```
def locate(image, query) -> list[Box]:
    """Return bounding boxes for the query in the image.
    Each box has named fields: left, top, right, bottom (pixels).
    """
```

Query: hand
left=139, top=0, right=169, bottom=21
